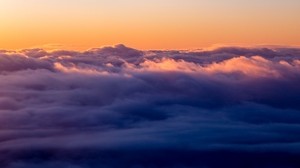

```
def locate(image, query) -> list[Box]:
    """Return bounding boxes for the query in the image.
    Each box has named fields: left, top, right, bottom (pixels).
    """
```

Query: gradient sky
left=0, top=0, right=300, bottom=50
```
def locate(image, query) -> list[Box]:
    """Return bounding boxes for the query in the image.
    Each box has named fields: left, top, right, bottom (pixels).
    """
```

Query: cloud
left=1, top=45, right=300, bottom=167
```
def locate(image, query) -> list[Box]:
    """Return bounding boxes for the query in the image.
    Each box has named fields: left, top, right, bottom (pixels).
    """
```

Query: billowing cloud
left=1, top=44, right=300, bottom=167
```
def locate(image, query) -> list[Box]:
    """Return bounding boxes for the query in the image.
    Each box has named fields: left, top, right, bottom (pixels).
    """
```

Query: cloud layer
left=1, top=44, right=300, bottom=167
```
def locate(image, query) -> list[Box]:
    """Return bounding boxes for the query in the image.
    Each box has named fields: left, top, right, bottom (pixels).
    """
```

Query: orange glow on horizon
left=0, top=0, right=300, bottom=50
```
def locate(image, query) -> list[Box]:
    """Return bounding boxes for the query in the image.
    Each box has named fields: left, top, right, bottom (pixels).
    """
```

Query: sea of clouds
left=1, top=44, right=300, bottom=167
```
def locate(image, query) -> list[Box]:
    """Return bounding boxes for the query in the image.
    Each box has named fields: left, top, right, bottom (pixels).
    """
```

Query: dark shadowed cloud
left=1, top=45, right=300, bottom=167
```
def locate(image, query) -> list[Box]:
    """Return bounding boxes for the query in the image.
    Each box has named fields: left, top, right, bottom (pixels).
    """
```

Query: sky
left=0, top=0, right=300, bottom=50
left=1, top=1, right=300, bottom=167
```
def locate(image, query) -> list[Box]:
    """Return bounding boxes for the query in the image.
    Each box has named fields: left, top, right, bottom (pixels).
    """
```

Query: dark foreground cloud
left=1, top=44, right=300, bottom=167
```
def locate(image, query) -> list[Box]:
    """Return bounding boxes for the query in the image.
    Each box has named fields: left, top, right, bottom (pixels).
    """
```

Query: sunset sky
left=1, top=0, right=300, bottom=50
left=2, top=1, right=300, bottom=167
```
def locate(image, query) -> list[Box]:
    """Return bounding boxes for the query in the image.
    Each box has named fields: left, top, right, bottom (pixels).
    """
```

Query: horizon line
left=1, top=43, right=300, bottom=52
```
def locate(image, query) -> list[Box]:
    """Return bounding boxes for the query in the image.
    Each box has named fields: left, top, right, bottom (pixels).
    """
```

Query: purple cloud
left=0, top=45, right=300, bottom=167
